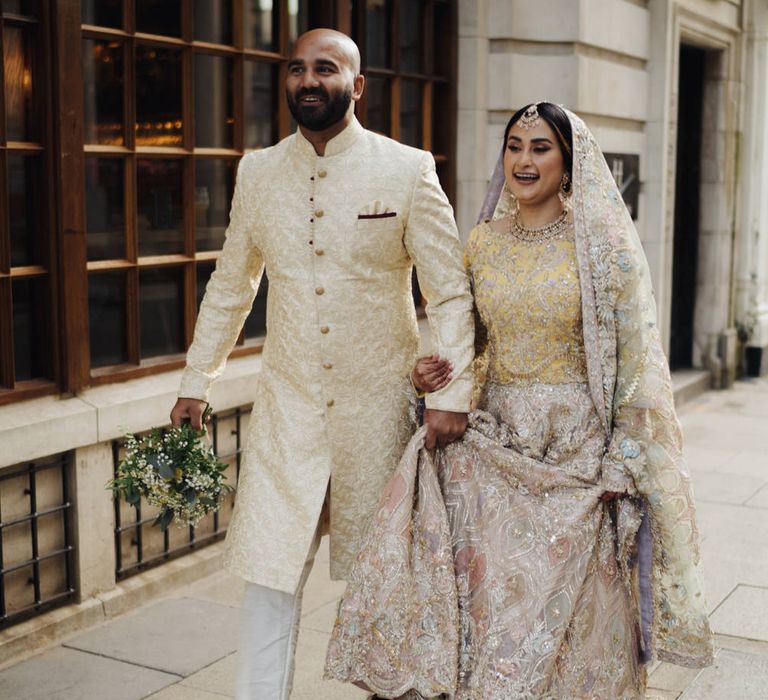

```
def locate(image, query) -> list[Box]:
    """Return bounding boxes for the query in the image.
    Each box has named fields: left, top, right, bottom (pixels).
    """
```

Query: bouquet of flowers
left=108, top=407, right=234, bottom=530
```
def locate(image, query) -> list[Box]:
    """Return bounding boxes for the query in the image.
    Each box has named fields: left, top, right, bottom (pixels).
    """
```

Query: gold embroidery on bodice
left=468, top=220, right=587, bottom=385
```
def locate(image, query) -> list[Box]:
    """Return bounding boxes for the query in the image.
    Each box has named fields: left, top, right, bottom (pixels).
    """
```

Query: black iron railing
left=0, top=453, right=76, bottom=629
left=113, top=407, right=247, bottom=580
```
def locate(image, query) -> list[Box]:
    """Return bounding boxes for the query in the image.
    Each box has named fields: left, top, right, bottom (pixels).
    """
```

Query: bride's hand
left=411, top=353, right=453, bottom=393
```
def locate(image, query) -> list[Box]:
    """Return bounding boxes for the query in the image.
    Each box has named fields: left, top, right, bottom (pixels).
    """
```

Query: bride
left=324, top=103, right=713, bottom=699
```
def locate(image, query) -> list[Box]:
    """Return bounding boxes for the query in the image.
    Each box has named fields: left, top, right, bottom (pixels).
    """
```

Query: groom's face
left=286, top=33, right=363, bottom=131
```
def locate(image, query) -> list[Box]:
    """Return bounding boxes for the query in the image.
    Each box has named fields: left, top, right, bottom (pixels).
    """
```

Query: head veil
left=477, top=106, right=714, bottom=668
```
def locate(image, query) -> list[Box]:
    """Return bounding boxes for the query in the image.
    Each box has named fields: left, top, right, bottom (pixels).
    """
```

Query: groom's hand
left=170, top=397, right=208, bottom=430
left=424, top=409, right=468, bottom=450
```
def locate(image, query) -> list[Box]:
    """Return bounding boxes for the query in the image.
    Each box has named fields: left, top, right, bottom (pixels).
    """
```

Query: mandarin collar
left=293, top=116, right=364, bottom=158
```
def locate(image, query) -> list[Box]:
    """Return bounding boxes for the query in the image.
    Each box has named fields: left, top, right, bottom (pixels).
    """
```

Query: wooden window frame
left=0, top=1, right=60, bottom=406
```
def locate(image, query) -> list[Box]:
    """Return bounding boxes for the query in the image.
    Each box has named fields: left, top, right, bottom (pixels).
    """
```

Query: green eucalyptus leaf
left=158, top=460, right=175, bottom=480
left=154, top=508, right=174, bottom=531
left=185, top=489, right=197, bottom=505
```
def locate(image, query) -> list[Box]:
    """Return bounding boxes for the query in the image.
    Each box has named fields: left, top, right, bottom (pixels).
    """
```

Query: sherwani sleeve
left=179, top=155, right=265, bottom=402
left=404, top=151, right=474, bottom=413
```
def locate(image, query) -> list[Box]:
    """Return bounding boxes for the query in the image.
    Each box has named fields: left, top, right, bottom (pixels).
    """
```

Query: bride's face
left=503, top=119, right=565, bottom=210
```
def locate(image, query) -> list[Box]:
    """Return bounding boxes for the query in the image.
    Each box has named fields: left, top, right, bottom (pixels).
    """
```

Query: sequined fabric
left=467, top=220, right=587, bottom=386
left=179, top=117, right=474, bottom=593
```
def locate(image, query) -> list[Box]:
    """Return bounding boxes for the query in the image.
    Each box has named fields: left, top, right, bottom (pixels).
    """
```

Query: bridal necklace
left=508, top=209, right=570, bottom=242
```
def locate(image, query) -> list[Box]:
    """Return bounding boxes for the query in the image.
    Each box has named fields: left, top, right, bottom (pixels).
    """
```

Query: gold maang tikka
left=519, top=103, right=541, bottom=129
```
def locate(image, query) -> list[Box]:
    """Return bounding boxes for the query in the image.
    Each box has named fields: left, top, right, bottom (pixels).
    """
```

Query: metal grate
left=0, top=453, right=76, bottom=629
left=113, top=407, right=247, bottom=580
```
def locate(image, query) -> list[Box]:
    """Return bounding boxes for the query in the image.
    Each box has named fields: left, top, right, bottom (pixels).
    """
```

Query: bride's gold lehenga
left=444, top=220, right=645, bottom=698
left=325, top=110, right=713, bottom=700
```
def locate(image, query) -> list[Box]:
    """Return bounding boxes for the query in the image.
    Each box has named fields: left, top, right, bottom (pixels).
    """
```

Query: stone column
left=73, top=442, right=117, bottom=601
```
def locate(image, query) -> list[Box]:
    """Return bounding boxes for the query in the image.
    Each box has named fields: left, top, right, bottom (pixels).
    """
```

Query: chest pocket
left=353, top=214, right=407, bottom=267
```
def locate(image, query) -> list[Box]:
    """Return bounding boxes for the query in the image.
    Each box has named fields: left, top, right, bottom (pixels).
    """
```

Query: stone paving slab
left=146, top=684, right=231, bottom=699
left=745, top=483, right=768, bottom=508
left=689, top=469, right=766, bottom=505
left=710, top=585, right=768, bottom=643
left=679, top=647, right=768, bottom=699
left=0, top=646, right=177, bottom=700
left=64, top=597, right=240, bottom=677
left=179, top=651, right=236, bottom=697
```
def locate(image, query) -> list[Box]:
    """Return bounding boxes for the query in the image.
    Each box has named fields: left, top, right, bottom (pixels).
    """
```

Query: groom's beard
left=287, top=86, right=352, bottom=131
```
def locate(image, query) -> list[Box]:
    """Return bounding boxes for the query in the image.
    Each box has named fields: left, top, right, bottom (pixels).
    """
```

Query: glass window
left=366, top=0, right=390, bottom=68
left=82, top=39, right=124, bottom=146
left=2, top=1, right=37, bottom=16
left=244, top=61, right=278, bottom=149
left=81, top=0, right=122, bottom=28
left=195, top=54, right=234, bottom=148
left=3, top=25, right=35, bottom=142
left=85, top=158, right=125, bottom=261
left=139, top=268, right=184, bottom=358
left=136, top=46, right=182, bottom=146
left=288, top=0, right=309, bottom=45
left=88, top=273, right=128, bottom=368
left=400, top=0, right=423, bottom=73
left=12, top=277, right=48, bottom=381
left=193, top=0, right=232, bottom=45
left=245, top=0, right=278, bottom=52
left=7, top=153, right=43, bottom=267
left=136, top=0, right=181, bottom=37
left=243, top=275, right=269, bottom=339
left=400, top=80, right=422, bottom=147
left=136, top=159, right=184, bottom=256
left=195, top=159, right=234, bottom=252
left=366, top=76, right=390, bottom=136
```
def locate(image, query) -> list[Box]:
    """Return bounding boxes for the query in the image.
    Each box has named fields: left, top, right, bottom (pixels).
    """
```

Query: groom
left=171, top=29, right=473, bottom=699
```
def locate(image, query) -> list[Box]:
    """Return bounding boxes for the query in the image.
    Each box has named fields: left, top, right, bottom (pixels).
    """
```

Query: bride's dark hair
left=503, top=102, right=573, bottom=192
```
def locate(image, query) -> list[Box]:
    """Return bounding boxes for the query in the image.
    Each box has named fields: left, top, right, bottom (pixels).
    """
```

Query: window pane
left=195, top=159, right=234, bottom=252
left=245, top=0, right=278, bottom=52
left=82, top=39, right=124, bottom=146
left=366, top=0, right=390, bottom=68
left=136, top=0, right=181, bottom=37
left=288, top=0, right=309, bottom=45
left=195, top=54, right=233, bottom=148
left=366, top=76, right=390, bottom=135
left=88, top=272, right=127, bottom=368
left=139, top=268, right=184, bottom=358
left=12, top=277, right=48, bottom=381
left=85, top=158, right=125, bottom=261
left=244, top=61, right=277, bottom=149
left=81, top=0, right=122, bottom=28
left=136, top=46, right=182, bottom=146
left=400, top=80, right=422, bottom=147
left=7, top=153, right=43, bottom=267
left=196, top=261, right=215, bottom=309
left=194, top=0, right=232, bottom=45
left=3, top=25, right=35, bottom=142
left=243, top=273, right=268, bottom=339
left=433, top=2, right=451, bottom=77
left=137, top=159, right=184, bottom=256
left=400, top=0, right=423, bottom=73
left=2, top=1, right=36, bottom=16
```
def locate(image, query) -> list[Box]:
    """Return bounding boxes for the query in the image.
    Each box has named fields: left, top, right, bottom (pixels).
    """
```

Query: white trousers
left=234, top=526, right=322, bottom=700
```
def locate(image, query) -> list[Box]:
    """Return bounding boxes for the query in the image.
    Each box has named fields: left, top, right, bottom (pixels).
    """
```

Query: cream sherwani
left=179, top=117, right=473, bottom=594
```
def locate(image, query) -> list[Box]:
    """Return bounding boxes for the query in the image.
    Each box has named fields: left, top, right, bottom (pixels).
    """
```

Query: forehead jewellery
left=519, top=103, right=542, bottom=129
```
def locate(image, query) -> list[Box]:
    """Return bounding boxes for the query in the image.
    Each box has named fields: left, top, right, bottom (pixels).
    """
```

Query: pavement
left=1, top=376, right=767, bottom=699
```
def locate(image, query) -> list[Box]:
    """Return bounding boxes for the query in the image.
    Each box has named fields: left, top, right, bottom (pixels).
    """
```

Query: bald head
left=292, top=29, right=361, bottom=76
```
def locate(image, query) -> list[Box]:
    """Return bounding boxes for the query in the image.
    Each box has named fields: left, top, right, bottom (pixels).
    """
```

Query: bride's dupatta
left=324, top=109, right=713, bottom=698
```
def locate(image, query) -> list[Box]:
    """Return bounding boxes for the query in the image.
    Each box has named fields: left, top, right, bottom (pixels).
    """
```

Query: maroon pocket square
left=357, top=212, right=397, bottom=219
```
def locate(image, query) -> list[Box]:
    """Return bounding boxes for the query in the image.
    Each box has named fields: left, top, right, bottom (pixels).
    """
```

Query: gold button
left=326, top=399, right=334, bottom=407
left=318, top=169, right=327, bottom=178
left=314, top=209, right=324, bottom=218
left=322, top=362, right=333, bottom=370
left=315, top=286, right=324, bottom=295
left=320, top=325, right=329, bottom=334
left=314, top=248, right=324, bottom=256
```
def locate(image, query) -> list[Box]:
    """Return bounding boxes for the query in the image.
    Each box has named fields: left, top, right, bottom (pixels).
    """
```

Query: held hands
left=411, top=353, right=453, bottom=393
left=170, top=397, right=209, bottom=431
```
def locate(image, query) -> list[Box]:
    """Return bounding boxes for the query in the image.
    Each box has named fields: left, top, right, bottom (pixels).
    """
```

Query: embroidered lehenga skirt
left=324, top=380, right=646, bottom=699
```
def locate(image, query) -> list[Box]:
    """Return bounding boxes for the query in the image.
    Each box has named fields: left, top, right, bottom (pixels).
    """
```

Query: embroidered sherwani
left=179, top=118, right=474, bottom=594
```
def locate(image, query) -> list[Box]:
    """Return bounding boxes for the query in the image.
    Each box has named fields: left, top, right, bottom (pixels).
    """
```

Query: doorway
left=670, top=44, right=706, bottom=369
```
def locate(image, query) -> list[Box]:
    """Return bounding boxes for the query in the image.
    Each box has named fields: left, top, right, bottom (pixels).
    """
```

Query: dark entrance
left=670, top=45, right=707, bottom=369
